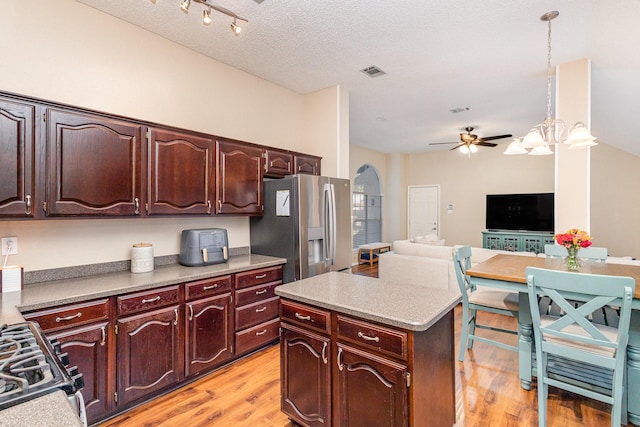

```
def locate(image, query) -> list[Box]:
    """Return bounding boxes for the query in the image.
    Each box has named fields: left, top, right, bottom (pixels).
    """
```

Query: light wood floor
left=98, top=263, right=618, bottom=427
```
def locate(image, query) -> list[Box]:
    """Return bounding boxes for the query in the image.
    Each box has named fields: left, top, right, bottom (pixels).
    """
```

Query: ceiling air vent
left=360, top=66, right=386, bottom=78
left=450, top=106, right=472, bottom=114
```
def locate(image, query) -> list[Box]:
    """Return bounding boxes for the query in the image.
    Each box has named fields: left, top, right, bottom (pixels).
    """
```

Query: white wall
left=0, top=1, right=344, bottom=272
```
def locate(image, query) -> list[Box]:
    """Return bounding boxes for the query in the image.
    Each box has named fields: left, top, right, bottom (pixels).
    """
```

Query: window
left=352, top=164, right=382, bottom=249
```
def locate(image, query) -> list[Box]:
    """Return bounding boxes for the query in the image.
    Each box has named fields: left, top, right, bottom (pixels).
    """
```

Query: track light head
left=180, top=0, right=191, bottom=13
left=203, top=8, right=212, bottom=25
left=230, top=19, right=241, bottom=35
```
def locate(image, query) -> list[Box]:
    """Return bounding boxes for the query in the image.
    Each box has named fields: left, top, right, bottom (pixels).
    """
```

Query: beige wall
left=0, top=1, right=344, bottom=272
left=591, top=143, right=640, bottom=257
left=350, top=141, right=640, bottom=258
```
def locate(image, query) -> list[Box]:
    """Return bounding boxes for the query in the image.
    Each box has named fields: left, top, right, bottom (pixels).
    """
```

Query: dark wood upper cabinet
left=0, top=97, right=36, bottom=218
left=294, top=154, right=321, bottom=176
left=263, top=148, right=293, bottom=178
left=216, top=140, right=263, bottom=215
left=44, top=108, right=142, bottom=216
left=146, top=128, right=214, bottom=215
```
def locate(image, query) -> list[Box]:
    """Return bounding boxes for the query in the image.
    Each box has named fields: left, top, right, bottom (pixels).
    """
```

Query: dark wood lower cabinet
left=116, top=305, right=183, bottom=406
left=50, top=322, right=112, bottom=425
left=280, top=325, right=331, bottom=427
left=280, top=299, right=455, bottom=427
left=185, top=293, right=234, bottom=376
left=335, top=343, right=407, bottom=427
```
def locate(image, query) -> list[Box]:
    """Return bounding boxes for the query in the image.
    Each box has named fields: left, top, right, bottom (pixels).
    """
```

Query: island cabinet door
left=280, top=324, right=332, bottom=427
left=334, top=343, right=408, bottom=427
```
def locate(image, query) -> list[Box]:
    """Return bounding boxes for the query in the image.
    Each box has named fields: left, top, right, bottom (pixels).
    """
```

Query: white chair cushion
left=540, top=315, right=618, bottom=357
left=468, top=290, right=519, bottom=312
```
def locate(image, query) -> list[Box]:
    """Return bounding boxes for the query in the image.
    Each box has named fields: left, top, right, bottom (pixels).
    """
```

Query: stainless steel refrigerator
left=250, top=174, right=351, bottom=283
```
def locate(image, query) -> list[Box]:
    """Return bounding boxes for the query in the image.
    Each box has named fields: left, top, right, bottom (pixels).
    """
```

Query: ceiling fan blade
left=449, top=143, right=467, bottom=151
left=477, top=134, right=512, bottom=142
left=429, top=141, right=459, bottom=145
left=476, top=142, right=498, bottom=148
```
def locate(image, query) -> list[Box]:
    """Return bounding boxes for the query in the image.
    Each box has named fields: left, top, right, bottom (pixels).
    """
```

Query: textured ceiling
left=75, top=0, right=640, bottom=156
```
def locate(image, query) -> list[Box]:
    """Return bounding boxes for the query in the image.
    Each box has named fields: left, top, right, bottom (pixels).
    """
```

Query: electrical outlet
left=1, top=237, right=18, bottom=256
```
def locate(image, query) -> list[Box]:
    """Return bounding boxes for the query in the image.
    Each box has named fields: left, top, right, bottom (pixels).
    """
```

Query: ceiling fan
left=430, top=127, right=512, bottom=152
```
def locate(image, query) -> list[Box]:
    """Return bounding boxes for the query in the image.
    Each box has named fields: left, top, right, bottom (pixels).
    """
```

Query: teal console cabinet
left=482, top=231, right=554, bottom=254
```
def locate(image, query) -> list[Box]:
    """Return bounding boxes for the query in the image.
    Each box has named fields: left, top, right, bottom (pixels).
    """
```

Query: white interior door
left=408, top=185, right=440, bottom=238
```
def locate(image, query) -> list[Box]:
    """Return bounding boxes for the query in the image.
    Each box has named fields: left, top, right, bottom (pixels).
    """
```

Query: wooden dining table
left=466, top=253, right=640, bottom=425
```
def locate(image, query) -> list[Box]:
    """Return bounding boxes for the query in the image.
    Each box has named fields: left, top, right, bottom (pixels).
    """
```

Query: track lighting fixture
left=230, top=19, right=241, bottom=35
left=203, top=8, right=212, bottom=25
left=169, top=0, right=248, bottom=32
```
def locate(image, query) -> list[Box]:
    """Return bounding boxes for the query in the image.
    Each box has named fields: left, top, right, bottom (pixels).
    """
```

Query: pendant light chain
left=545, top=17, right=553, bottom=122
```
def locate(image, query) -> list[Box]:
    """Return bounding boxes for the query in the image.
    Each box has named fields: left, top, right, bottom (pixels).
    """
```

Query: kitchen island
left=275, top=272, right=460, bottom=427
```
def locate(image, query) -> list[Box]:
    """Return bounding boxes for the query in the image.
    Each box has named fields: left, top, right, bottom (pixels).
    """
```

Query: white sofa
left=378, top=240, right=538, bottom=296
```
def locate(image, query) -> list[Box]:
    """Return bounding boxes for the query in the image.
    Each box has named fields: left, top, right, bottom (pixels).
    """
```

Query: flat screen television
left=485, top=193, right=554, bottom=233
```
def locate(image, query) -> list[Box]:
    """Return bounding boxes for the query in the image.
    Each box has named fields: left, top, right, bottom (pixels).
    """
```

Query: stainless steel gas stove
left=0, top=322, right=87, bottom=425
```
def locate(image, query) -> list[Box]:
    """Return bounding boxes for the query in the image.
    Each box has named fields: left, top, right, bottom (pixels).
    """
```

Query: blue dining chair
left=454, top=246, right=519, bottom=361
left=544, top=244, right=608, bottom=262
left=526, top=267, right=635, bottom=427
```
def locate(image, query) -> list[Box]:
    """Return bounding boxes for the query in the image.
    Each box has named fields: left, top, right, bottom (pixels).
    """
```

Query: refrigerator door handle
left=327, top=183, right=337, bottom=265
left=323, top=183, right=333, bottom=266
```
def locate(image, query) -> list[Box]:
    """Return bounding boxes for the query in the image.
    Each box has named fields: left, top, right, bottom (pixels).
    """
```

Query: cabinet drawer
left=235, top=282, right=279, bottom=307
left=185, top=275, right=232, bottom=301
left=336, top=315, right=408, bottom=360
left=280, top=300, right=330, bottom=335
left=23, top=299, right=110, bottom=333
left=235, top=296, right=279, bottom=331
left=235, top=266, right=282, bottom=290
left=117, top=286, right=180, bottom=316
left=235, top=318, right=280, bottom=355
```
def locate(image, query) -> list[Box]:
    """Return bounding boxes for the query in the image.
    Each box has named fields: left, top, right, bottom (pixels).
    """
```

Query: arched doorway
left=352, top=164, right=382, bottom=249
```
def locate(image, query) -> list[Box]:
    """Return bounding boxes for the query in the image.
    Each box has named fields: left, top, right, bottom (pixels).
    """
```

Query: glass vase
left=564, top=247, right=581, bottom=271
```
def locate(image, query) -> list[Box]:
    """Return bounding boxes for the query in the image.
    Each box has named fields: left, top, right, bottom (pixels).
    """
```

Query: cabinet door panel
left=216, top=140, right=262, bottom=215
left=0, top=97, right=36, bottom=217
left=294, top=154, right=321, bottom=176
left=280, top=325, right=331, bottom=427
left=185, top=293, right=233, bottom=376
left=52, top=322, right=112, bottom=425
left=264, top=149, right=293, bottom=178
left=147, top=128, right=214, bottom=215
left=45, top=108, right=142, bottom=216
left=117, top=305, right=182, bottom=405
left=335, top=343, right=408, bottom=427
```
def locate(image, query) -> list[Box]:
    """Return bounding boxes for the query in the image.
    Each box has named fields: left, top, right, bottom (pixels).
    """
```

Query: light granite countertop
left=0, top=254, right=285, bottom=325
left=0, top=390, right=83, bottom=427
left=274, top=271, right=461, bottom=331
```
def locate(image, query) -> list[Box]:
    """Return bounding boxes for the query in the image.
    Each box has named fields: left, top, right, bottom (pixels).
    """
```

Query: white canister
left=131, top=243, right=154, bottom=273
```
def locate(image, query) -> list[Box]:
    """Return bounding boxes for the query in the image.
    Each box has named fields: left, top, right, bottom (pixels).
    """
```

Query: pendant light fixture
left=504, top=11, right=597, bottom=155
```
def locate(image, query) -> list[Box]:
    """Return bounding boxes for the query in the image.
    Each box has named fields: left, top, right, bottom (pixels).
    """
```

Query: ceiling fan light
left=503, top=138, right=528, bottom=155
left=459, top=145, right=470, bottom=155
left=528, top=144, right=554, bottom=156
left=469, top=144, right=478, bottom=153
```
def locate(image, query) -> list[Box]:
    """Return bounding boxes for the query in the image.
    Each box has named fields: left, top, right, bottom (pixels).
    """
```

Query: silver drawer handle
left=55, top=312, right=82, bottom=323
left=337, top=347, right=344, bottom=371
left=321, top=342, right=328, bottom=364
left=255, top=274, right=267, bottom=279
left=255, top=329, right=267, bottom=336
left=203, top=284, right=219, bottom=290
left=100, top=325, right=106, bottom=346
left=255, top=306, right=267, bottom=313
left=141, top=296, right=161, bottom=304
left=25, top=195, right=32, bottom=215
left=357, top=331, right=380, bottom=342
left=255, top=289, right=267, bottom=295
left=188, top=304, right=194, bottom=321
left=294, top=312, right=311, bottom=321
